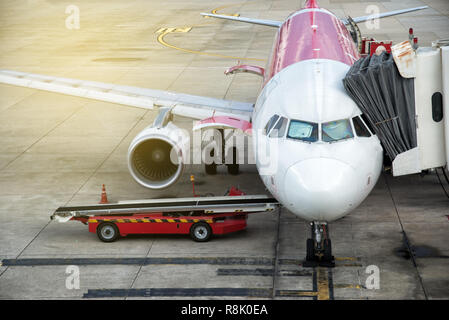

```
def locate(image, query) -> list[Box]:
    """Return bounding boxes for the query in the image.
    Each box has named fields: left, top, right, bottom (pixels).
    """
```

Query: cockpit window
left=322, top=119, right=354, bottom=142
left=264, top=115, right=279, bottom=135
left=287, top=120, right=318, bottom=142
left=352, top=116, right=371, bottom=137
left=360, top=113, right=375, bottom=135
left=269, top=117, right=288, bottom=138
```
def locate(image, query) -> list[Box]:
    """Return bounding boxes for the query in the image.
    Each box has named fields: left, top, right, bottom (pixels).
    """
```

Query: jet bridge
left=343, top=39, right=449, bottom=177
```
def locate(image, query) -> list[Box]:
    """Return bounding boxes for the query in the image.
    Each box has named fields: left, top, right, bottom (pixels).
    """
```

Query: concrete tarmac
left=0, top=0, right=448, bottom=299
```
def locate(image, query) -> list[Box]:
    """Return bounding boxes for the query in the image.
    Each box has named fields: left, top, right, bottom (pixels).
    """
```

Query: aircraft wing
left=0, top=69, right=253, bottom=122
left=200, top=13, right=282, bottom=27
left=341, top=6, right=429, bottom=25
left=202, top=6, right=429, bottom=28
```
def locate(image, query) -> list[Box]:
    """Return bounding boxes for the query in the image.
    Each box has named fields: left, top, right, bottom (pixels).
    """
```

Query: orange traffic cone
left=99, top=184, right=108, bottom=204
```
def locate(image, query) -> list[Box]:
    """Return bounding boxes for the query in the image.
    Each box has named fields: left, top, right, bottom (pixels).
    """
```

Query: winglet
left=341, top=5, right=429, bottom=25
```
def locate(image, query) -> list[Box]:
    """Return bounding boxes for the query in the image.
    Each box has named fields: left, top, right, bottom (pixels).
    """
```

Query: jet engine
left=128, top=121, right=190, bottom=189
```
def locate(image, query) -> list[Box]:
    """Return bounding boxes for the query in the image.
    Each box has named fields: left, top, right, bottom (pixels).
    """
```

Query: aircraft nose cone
left=283, top=158, right=361, bottom=221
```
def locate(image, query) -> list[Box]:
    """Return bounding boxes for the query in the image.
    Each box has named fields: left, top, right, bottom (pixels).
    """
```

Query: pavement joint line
left=0, top=256, right=363, bottom=267
left=3, top=106, right=151, bottom=275
left=271, top=207, right=282, bottom=299
left=126, top=240, right=155, bottom=300
left=1, top=95, right=91, bottom=262
left=59, top=107, right=150, bottom=206
left=0, top=265, right=6, bottom=278
left=217, top=268, right=314, bottom=277
left=165, top=44, right=197, bottom=92
left=0, top=86, right=40, bottom=115
left=0, top=99, right=90, bottom=172
left=82, top=280, right=361, bottom=299
left=384, top=173, right=429, bottom=300
left=0, top=257, right=276, bottom=266
left=84, top=287, right=273, bottom=298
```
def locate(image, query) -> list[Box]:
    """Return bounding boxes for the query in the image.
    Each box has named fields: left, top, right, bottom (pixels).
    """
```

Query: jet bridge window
left=322, top=119, right=354, bottom=142
left=287, top=120, right=318, bottom=142
left=352, top=116, right=371, bottom=137
left=432, top=92, right=443, bottom=122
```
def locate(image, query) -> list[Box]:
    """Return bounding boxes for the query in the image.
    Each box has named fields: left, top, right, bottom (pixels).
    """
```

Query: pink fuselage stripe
left=264, top=9, right=360, bottom=85
left=197, top=115, right=252, bottom=132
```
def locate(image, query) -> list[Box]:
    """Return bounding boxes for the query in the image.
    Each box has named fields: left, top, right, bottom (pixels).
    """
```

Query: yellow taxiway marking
left=335, top=257, right=359, bottom=261
left=211, top=4, right=241, bottom=16
left=317, top=268, right=330, bottom=300
left=156, top=4, right=265, bottom=62
left=334, top=284, right=363, bottom=289
left=155, top=27, right=192, bottom=34
left=277, top=290, right=318, bottom=297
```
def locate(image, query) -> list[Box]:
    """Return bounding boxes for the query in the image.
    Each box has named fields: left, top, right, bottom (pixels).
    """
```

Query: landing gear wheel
left=205, top=148, right=217, bottom=175
left=323, top=239, right=332, bottom=261
left=205, top=163, right=217, bottom=175
left=303, top=222, right=335, bottom=268
left=190, top=222, right=212, bottom=242
left=97, top=222, right=119, bottom=242
left=227, top=164, right=239, bottom=175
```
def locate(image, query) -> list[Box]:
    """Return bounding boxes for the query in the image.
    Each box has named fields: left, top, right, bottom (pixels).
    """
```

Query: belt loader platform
left=51, top=190, right=279, bottom=242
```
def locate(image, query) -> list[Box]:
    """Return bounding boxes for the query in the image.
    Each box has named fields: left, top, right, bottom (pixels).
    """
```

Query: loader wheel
left=226, top=147, right=239, bottom=175
left=190, top=222, right=212, bottom=242
left=205, top=148, right=217, bottom=175
left=205, top=163, right=217, bottom=175
left=97, top=222, right=119, bottom=242
left=227, top=163, right=239, bottom=175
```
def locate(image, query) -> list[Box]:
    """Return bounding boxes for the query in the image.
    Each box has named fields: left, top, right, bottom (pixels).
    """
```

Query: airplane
left=0, top=0, right=429, bottom=266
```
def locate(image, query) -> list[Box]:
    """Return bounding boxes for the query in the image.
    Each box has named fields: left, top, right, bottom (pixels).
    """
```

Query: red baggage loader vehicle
left=51, top=187, right=279, bottom=242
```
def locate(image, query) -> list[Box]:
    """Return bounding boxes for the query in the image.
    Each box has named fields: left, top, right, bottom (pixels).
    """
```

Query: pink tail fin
left=304, top=0, right=319, bottom=8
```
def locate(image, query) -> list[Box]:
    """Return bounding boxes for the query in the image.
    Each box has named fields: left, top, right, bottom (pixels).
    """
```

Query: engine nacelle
left=128, top=122, right=190, bottom=189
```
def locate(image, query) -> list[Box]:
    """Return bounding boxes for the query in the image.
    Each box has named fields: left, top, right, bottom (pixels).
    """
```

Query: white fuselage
left=252, top=59, right=383, bottom=221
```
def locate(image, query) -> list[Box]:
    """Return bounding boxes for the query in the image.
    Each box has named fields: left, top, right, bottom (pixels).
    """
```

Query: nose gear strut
left=303, top=221, right=335, bottom=268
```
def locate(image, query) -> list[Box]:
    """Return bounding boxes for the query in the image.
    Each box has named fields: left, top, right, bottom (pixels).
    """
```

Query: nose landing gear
left=303, top=222, right=335, bottom=268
